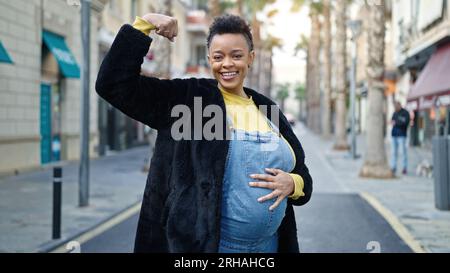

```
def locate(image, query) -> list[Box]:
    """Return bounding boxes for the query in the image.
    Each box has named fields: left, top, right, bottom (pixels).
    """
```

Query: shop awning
left=0, top=42, right=13, bottom=63
left=408, top=43, right=450, bottom=109
left=42, top=30, right=80, bottom=78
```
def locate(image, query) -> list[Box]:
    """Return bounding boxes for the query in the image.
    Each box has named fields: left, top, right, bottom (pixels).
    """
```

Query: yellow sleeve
left=288, top=173, right=305, bottom=200
left=132, top=16, right=157, bottom=36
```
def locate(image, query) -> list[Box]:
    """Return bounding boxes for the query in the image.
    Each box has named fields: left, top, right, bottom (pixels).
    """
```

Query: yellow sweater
left=132, top=17, right=304, bottom=200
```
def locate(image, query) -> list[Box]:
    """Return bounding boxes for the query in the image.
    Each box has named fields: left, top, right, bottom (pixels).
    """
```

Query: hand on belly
left=248, top=168, right=295, bottom=211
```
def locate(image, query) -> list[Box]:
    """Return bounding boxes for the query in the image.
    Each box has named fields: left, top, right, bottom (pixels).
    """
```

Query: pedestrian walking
left=390, top=101, right=410, bottom=175
left=96, top=13, right=312, bottom=253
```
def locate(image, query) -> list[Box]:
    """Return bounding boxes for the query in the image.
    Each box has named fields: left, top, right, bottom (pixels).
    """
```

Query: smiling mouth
left=220, top=71, right=239, bottom=80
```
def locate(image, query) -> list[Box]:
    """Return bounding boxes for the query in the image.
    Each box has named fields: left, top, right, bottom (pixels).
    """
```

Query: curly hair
left=206, top=14, right=254, bottom=51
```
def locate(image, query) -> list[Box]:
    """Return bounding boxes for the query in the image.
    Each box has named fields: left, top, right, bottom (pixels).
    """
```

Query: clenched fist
left=142, top=13, right=178, bottom=42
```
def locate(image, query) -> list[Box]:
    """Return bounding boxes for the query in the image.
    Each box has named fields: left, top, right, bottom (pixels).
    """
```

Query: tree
left=151, top=0, right=172, bottom=79
left=275, top=83, right=290, bottom=112
left=360, top=0, right=393, bottom=178
left=262, top=34, right=283, bottom=98
left=243, top=0, right=276, bottom=93
left=333, top=0, right=349, bottom=150
left=308, top=4, right=322, bottom=134
left=208, top=0, right=221, bottom=18
left=293, top=82, right=306, bottom=121
left=237, top=0, right=243, bottom=15
left=291, top=0, right=323, bottom=134
left=294, top=35, right=309, bottom=122
left=321, top=0, right=332, bottom=138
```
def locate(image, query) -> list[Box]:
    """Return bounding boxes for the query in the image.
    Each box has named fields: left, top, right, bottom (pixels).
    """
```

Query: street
left=76, top=193, right=411, bottom=253
left=298, top=193, right=411, bottom=252
left=81, top=213, right=139, bottom=253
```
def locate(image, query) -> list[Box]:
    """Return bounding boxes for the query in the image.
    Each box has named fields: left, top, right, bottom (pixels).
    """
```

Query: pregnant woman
left=95, top=12, right=313, bottom=253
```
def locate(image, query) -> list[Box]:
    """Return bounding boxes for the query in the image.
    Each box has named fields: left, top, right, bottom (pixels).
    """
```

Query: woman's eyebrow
left=212, top=49, right=245, bottom=54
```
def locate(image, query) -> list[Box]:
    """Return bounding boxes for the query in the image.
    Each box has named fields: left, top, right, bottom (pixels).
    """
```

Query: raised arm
left=95, top=14, right=186, bottom=130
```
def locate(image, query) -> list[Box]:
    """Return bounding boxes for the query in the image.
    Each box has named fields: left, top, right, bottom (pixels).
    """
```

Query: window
left=196, top=45, right=206, bottom=66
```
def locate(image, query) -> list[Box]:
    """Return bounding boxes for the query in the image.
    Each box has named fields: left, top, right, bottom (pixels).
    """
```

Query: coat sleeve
left=95, top=24, right=188, bottom=130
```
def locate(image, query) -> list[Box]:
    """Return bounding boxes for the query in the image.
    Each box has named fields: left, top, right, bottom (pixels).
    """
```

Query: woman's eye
left=213, top=56, right=223, bottom=61
left=233, top=55, right=242, bottom=59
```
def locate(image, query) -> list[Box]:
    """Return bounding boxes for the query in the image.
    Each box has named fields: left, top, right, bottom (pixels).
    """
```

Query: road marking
left=50, top=202, right=141, bottom=253
left=359, top=192, right=427, bottom=253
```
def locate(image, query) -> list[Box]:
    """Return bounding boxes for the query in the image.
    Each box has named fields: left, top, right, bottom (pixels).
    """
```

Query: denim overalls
left=219, top=115, right=296, bottom=253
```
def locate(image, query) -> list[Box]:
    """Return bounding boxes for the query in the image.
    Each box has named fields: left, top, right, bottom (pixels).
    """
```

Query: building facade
left=392, top=0, right=450, bottom=147
left=97, top=0, right=210, bottom=155
left=0, top=0, right=107, bottom=174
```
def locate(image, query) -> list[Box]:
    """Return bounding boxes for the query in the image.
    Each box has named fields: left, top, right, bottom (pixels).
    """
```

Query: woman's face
left=208, top=33, right=254, bottom=94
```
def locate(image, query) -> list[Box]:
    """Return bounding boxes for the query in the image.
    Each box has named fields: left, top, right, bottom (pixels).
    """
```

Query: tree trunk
left=333, top=0, right=349, bottom=150
left=321, top=0, right=332, bottom=137
left=152, top=0, right=172, bottom=78
left=280, top=98, right=285, bottom=112
left=360, top=0, right=393, bottom=178
left=267, top=51, right=273, bottom=98
left=309, top=10, right=321, bottom=133
left=306, top=34, right=312, bottom=128
left=248, top=16, right=262, bottom=91
left=237, top=0, right=243, bottom=15
left=208, top=0, right=221, bottom=18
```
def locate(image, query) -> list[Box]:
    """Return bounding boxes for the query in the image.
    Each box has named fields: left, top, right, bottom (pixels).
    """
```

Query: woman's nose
left=222, top=56, right=234, bottom=68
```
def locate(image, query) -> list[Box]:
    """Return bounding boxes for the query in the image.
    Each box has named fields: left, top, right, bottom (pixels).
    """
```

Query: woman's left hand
left=249, top=168, right=294, bottom=211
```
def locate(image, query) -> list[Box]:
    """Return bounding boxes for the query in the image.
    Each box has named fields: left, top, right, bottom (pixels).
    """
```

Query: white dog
left=415, top=159, right=433, bottom=178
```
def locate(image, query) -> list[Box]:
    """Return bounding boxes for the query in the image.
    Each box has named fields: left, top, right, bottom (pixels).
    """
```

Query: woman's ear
left=248, top=50, right=255, bottom=68
left=207, top=54, right=212, bottom=67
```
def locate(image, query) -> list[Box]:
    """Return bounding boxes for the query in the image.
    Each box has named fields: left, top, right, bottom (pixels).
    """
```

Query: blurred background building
left=0, top=0, right=214, bottom=174
left=0, top=0, right=107, bottom=173
left=392, top=0, right=450, bottom=147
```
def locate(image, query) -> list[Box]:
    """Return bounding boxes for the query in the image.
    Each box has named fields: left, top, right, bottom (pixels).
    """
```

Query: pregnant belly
left=221, top=186, right=287, bottom=241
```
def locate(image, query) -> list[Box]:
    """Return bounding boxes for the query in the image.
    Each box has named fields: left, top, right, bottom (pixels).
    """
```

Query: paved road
left=297, top=193, right=412, bottom=253
left=79, top=194, right=411, bottom=253
left=81, top=213, right=139, bottom=253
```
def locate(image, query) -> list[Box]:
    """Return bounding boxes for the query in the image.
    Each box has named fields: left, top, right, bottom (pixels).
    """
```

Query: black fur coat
left=95, top=24, right=313, bottom=253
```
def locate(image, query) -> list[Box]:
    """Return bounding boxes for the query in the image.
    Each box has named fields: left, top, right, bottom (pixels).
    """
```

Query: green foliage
left=263, top=34, right=283, bottom=50
left=219, top=0, right=235, bottom=13
left=293, top=82, right=306, bottom=100
left=266, top=8, right=279, bottom=18
left=291, top=0, right=306, bottom=12
left=294, top=34, right=309, bottom=56
left=290, top=0, right=323, bottom=13
left=275, top=83, right=291, bottom=101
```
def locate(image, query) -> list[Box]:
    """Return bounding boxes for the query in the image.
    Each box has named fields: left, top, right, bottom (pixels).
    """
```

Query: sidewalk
left=295, top=122, right=450, bottom=253
left=0, top=146, right=150, bottom=253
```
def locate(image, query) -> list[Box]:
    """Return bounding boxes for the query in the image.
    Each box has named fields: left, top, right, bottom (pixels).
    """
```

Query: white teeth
left=222, top=72, right=237, bottom=77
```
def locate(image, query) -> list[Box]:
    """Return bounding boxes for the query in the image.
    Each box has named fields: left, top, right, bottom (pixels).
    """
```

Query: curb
left=35, top=200, right=142, bottom=253
left=359, top=192, right=428, bottom=253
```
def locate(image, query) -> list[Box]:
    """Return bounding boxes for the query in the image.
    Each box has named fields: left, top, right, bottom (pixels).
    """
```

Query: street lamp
left=347, top=19, right=362, bottom=159
left=79, top=0, right=91, bottom=207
